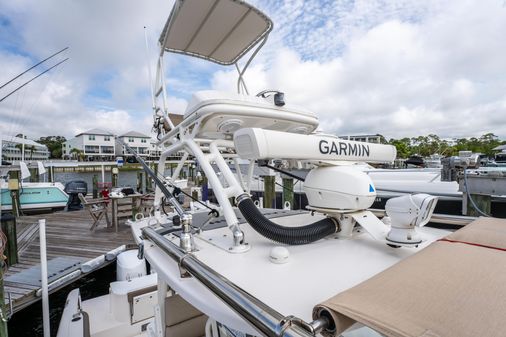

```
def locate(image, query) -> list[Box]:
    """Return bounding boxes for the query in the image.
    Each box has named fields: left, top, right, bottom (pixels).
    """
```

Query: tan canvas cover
left=159, top=0, right=272, bottom=65
left=314, top=217, right=506, bottom=337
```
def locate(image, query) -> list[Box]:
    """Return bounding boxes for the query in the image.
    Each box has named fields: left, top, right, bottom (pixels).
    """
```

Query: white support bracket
left=183, top=137, right=250, bottom=253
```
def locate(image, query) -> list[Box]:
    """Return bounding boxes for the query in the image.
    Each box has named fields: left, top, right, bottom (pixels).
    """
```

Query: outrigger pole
left=116, top=138, right=185, bottom=217
left=0, top=58, right=69, bottom=103
left=0, top=46, right=69, bottom=90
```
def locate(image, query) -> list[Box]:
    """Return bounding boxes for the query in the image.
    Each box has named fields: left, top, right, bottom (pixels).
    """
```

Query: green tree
left=387, top=133, right=505, bottom=159
left=28, top=145, right=36, bottom=159
left=388, top=137, right=411, bottom=158
left=479, top=133, right=501, bottom=157
left=37, top=136, right=67, bottom=159
left=69, top=148, right=84, bottom=161
left=14, top=143, right=25, bottom=161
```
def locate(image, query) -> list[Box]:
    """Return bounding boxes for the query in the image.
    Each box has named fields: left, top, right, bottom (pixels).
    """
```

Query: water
left=8, top=263, right=116, bottom=337
left=55, top=170, right=140, bottom=190
left=54, top=167, right=189, bottom=192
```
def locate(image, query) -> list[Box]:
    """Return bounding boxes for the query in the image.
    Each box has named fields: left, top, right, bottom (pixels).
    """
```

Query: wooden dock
left=2, top=208, right=136, bottom=314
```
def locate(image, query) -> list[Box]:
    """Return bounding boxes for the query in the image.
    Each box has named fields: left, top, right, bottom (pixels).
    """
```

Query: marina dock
left=2, top=208, right=135, bottom=314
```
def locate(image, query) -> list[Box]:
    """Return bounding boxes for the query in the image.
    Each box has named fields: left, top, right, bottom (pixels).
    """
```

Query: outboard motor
left=64, top=180, right=88, bottom=211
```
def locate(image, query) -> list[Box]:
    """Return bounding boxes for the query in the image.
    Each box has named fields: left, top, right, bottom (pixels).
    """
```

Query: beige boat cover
left=159, top=0, right=272, bottom=65
left=313, top=217, right=506, bottom=337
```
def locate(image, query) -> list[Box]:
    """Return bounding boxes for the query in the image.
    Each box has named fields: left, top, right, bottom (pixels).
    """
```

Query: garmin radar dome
left=304, top=166, right=377, bottom=211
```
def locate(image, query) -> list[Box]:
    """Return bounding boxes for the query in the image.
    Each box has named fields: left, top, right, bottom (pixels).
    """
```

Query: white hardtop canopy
left=159, top=0, right=273, bottom=65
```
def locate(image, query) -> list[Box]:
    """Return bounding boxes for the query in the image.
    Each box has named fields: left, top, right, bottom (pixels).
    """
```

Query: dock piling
left=282, top=177, right=294, bottom=210
left=111, top=168, right=118, bottom=188
left=92, top=175, right=98, bottom=199
left=48, top=166, right=54, bottom=183
left=0, top=262, right=7, bottom=337
left=0, top=214, right=18, bottom=266
left=263, top=175, right=275, bottom=209
left=145, top=165, right=152, bottom=191
left=137, top=171, right=143, bottom=193
left=201, top=175, right=208, bottom=201
left=8, top=177, right=20, bottom=218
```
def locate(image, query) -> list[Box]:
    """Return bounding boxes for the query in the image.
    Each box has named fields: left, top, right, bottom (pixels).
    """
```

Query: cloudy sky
left=1, top=0, right=506, bottom=141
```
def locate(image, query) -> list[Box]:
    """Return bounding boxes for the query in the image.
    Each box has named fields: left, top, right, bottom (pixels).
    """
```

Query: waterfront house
left=63, top=129, right=115, bottom=161
left=339, top=134, right=385, bottom=144
left=0, top=135, right=49, bottom=163
left=115, top=131, right=152, bottom=160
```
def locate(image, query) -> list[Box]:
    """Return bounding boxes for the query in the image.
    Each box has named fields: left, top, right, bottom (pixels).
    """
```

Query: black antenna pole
left=0, top=58, right=69, bottom=103
left=0, top=46, right=69, bottom=90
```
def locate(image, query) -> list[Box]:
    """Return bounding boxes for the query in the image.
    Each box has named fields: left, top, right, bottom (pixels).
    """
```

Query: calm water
left=54, top=167, right=189, bottom=193
left=55, top=170, right=141, bottom=190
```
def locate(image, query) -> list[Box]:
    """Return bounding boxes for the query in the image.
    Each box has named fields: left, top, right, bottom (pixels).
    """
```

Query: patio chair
left=78, top=193, right=111, bottom=231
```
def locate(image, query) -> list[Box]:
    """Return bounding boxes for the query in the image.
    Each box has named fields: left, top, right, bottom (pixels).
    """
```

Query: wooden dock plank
left=3, top=209, right=135, bottom=313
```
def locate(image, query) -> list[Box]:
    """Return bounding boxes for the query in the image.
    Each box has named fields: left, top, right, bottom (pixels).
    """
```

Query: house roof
left=0, top=135, right=47, bottom=148
left=119, top=131, right=151, bottom=138
left=493, top=144, right=506, bottom=151
left=75, top=128, right=113, bottom=137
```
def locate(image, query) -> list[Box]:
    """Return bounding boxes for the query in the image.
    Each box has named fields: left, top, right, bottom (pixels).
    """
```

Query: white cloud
left=210, top=0, right=506, bottom=139
left=1, top=0, right=506, bottom=143
left=0, top=0, right=175, bottom=139
left=73, top=109, right=136, bottom=136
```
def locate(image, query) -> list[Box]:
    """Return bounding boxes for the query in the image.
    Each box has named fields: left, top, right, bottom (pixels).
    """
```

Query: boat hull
left=1, top=182, right=69, bottom=212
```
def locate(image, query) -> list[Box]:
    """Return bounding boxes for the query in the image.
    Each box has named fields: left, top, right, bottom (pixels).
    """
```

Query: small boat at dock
left=0, top=162, right=68, bottom=212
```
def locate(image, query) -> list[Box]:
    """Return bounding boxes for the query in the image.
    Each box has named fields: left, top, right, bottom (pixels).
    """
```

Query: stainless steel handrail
left=142, top=227, right=324, bottom=337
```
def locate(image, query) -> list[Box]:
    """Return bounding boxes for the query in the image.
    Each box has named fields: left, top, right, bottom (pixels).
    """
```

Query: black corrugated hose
left=236, top=196, right=338, bottom=245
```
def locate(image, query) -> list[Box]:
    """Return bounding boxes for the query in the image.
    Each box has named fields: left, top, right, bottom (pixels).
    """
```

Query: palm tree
left=29, top=145, right=36, bottom=160
left=69, top=148, right=84, bottom=161
left=15, top=143, right=23, bottom=160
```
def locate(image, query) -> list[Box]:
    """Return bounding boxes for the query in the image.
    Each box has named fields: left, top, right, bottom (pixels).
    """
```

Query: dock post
left=153, top=163, right=159, bottom=180
left=0, top=261, right=7, bottom=337
left=137, top=171, right=143, bottom=193
left=111, top=168, right=118, bottom=188
left=101, top=164, right=105, bottom=184
left=263, top=175, right=275, bottom=209
left=48, top=166, right=54, bottom=183
left=146, top=165, right=153, bottom=191
left=201, top=175, right=208, bottom=201
left=1, top=214, right=18, bottom=266
left=92, top=174, right=98, bottom=199
left=0, top=214, right=15, bottom=336
left=132, top=195, right=140, bottom=220
left=8, top=177, right=20, bottom=218
left=282, top=177, right=294, bottom=210
left=192, top=189, right=199, bottom=201
left=39, top=219, right=50, bottom=337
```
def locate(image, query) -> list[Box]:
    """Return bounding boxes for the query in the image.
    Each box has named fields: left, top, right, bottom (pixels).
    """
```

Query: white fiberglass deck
left=135, top=212, right=449, bottom=335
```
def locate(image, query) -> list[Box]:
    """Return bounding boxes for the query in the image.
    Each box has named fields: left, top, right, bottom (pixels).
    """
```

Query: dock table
left=110, top=193, right=142, bottom=232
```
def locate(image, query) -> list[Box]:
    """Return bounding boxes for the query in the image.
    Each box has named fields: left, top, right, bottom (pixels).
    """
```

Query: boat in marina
left=56, top=1, right=506, bottom=337
left=221, top=161, right=506, bottom=218
left=0, top=161, right=68, bottom=212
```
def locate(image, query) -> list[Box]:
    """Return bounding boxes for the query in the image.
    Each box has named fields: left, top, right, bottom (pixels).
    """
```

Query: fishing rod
left=116, top=138, right=186, bottom=217
left=0, top=58, right=69, bottom=103
left=0, top=47, right=69, bottom=90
